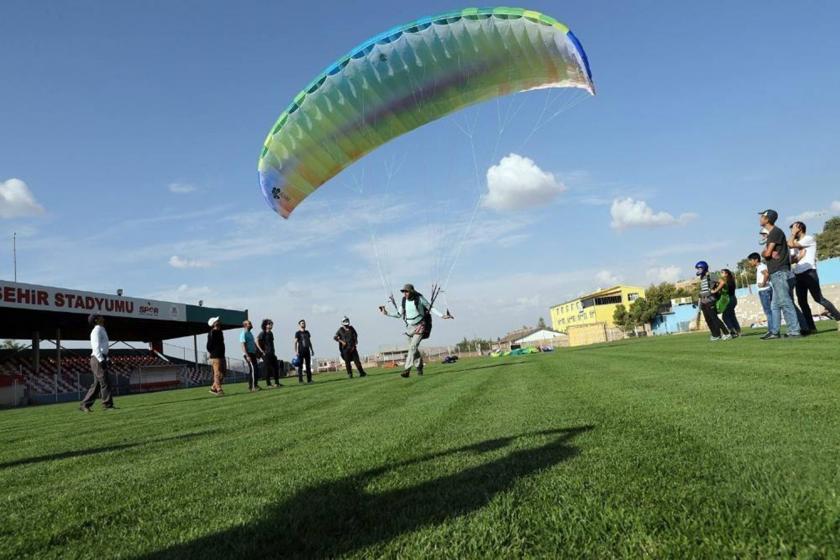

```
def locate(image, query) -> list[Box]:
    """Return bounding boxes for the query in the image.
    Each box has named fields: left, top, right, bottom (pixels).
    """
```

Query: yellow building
left=550, top=285, right=645, bottom=333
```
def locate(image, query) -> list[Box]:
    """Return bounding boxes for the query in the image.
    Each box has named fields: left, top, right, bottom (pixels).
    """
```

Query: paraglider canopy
left=258, top=6, right=595, bottom=218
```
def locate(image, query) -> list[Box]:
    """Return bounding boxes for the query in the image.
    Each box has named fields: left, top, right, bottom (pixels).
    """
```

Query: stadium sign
left=0, top=281, right=186, bottom=322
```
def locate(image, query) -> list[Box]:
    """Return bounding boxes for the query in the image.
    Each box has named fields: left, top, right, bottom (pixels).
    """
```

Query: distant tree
left=2, top=340, right=26, bottom=351
left=455, top=337, right=494, bottom=353
left=735, top=258, right=757, bottom=288
left=613, top=304, right=632, bottom=333
left=643, top=282, right=695, bottom=316
left=537, top=317, right=547, bottom=329
left=816, top=217, right=840, bottom=260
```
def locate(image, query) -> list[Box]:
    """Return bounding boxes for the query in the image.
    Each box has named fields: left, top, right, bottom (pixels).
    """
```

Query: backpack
left=402, top=293, right=432, bottom=340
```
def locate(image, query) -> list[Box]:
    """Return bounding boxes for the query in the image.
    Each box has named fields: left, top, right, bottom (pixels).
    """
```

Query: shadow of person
left=143, top=425, right=593, bottom=559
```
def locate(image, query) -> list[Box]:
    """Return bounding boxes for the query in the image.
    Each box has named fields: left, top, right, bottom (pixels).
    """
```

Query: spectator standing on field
left=206, top=317, right=226, bottom=396
left=759, top=209, right=801, bottom=339
left=294, top=319, right=314, bottom=384
left=713, top=269, right=741, bottom=337
left=695, top=261, right=730, bottom=341
left=788, top=221, right=840, bottom=333
left=241, top=320, right=262, bottom=392
left=80, top=314, right=114, bottom=412
left=257, top=319, right=283, bottom=388
left=748, top=252, right=775, bottom=334
left=334, top=316, right=367, bottom=379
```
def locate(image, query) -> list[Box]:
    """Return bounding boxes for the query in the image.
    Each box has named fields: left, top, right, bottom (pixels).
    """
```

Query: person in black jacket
left=334, top=316, right=367, bottom=379
left=294, top=319, right=314, bottom=384
left=206, top=317, right=226, bottom=396
left=257, top=319, right=283, bottom=388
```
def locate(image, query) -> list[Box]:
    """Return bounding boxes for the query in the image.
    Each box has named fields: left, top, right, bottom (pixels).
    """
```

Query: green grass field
left=2, top=326, right=839, bottom=559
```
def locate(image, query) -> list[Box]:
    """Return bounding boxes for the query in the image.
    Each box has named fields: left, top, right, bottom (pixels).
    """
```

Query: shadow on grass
left=0, top=431, right=212, bottom=469
left=142, top=425, right=593, bottom=559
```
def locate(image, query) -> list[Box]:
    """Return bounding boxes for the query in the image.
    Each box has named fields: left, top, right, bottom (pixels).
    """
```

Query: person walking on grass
left=759, top=209, right=801, bottom=339
left=748, top=252, right=776, bottom=334
left=788, top=221, right=840, bottom=333
left=695, top=261, right=730, bottom=341
left=257, top=319, right=283, bottom=388
left=713, top=269, right=741, bottom=338
left=80, top=314, right=114, bottom=412
left=241, top=320, right=262, bottom=392
left=294, top=319, right=314, bottom=384
left=334, top=316, right=367, bottom=379
left=206, top=317, right=226, bottom=396
left=380, top=283, right=453, bottom=378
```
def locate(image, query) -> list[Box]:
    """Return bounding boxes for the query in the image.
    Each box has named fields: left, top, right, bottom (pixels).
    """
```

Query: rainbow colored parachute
left=258, top=7, right=594, bottom=218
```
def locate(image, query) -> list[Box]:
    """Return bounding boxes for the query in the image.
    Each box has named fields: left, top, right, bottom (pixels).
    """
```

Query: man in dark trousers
left=695, top=261, right=730, bottom=341
left=788, top=221, right=840, bottom=333
left=334, top=316, right=367, bottom=378
left=257, top=319, right=283, bottom=388
left=240, top=320, right=262, bottom=392
left=80, top=314, right=114, bottom=412
left=206, top=316, right=226, bottom=396
left=294, top=319, right=314, bottom=384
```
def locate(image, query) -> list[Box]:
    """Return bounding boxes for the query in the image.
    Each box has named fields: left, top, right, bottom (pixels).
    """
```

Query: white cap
left=207, top=316, right=220, bottom=327
left=342, top=316, right=350, bottom=325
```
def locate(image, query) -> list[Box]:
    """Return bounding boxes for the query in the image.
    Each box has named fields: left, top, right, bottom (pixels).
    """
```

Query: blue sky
left=2, top=1, right=839, bottom=355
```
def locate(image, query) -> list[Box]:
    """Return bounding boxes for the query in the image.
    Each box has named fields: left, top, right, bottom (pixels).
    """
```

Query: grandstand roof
left=0, top=280, right=247, bottom=341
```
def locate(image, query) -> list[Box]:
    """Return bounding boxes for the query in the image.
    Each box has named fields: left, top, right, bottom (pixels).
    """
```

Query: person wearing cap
left=695, top=262, right=730, bottom=341
left=294, top=319, right=314, bottom=384
left=80, top=314, right=114, bottom=412
left=206, top=317, right=226, bottom=395
left=759, top=209, right=801, bottom=339
left=788, top=221, right=840, bottom=332
left=257, top=319, right=283, bottom=388
left=241, top=320, right=263, bottom=392
left=334, top=316, right=367, bottom=379
left=379, top=283, right=453, bottom=377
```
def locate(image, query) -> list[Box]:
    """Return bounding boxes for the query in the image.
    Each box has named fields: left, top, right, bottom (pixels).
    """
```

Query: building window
left=594, top=295, right=622, bottom=305
left=627, top=293, right=640, bottom=302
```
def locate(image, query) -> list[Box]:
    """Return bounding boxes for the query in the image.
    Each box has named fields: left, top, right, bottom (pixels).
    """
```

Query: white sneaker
left=721, top=334, right=732, bottom=340
left=710, top=336, right=721, bottom=341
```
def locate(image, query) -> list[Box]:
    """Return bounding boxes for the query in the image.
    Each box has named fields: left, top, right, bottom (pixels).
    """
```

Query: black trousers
left=263, top=353, right=281, bottom=385
left=341, top=348, right=366, bottom=377
left=795, top=269, right=840, bottom=331
left=721, top=297, right=741, bottom=334
left=700, top=302, right=729, bottom=338
left=245, top=353, right=261, bottom=389
left=297, top=352, right=312, bottom=383
left=81, top=357, right=113, bottom=408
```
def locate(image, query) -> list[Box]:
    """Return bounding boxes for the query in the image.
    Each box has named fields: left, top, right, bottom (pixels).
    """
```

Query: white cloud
left=647, top=265, right=682, bottom=283
left=148, top=284, right=212, bottom=304
left=311, top=303, right=336, bottom=315
left=168, top=182, right=197, bottom=194
left=168, top=255, right=212, bottom=269
left=482, top=154, right=566, bottom=211
left=832, top=201, right=840, bottom=212
left=595, top=270, right=622, bottom=286
left=610, top=198, right=697, bottom=230
left=0, top=178, right=45, bottom=219
left=788, top=209, right=828, bottom=222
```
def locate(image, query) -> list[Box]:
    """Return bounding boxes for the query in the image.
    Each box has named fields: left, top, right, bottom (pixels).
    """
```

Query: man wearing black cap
left=334, top=316, right=366, bottom=378
left=759, top=209, right=801, bottom=339
left=379, top=284, right=452, bottom=378
left=80, top=314, right=114, bottom=412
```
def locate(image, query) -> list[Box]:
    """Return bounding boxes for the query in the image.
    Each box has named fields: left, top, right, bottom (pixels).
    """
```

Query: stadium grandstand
left=0, top=280, right=247, bottom=407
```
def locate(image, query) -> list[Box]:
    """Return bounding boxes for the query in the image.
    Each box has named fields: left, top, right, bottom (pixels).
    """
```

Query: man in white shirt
left=748, top=252, right=776, bottom=336
left=80, top=314, right=114, bottom=412
left=789, top=221, right=840, bottom=333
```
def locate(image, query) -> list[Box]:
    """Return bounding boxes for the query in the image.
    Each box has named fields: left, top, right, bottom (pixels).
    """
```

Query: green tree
left=613, top=304, right=632, bottom=333
left=2, top=340, right=26, bottom=351
left=735, top=258, right=757, bottom=288
left=537, top=317, right=547, bottom=329
left=816, top=217, right=840, bottom=260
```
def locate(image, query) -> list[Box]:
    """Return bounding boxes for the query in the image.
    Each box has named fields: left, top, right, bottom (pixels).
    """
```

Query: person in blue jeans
left=759, top=209, right=801, bottom=339
left=748, top=252, right=776, bottom=334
